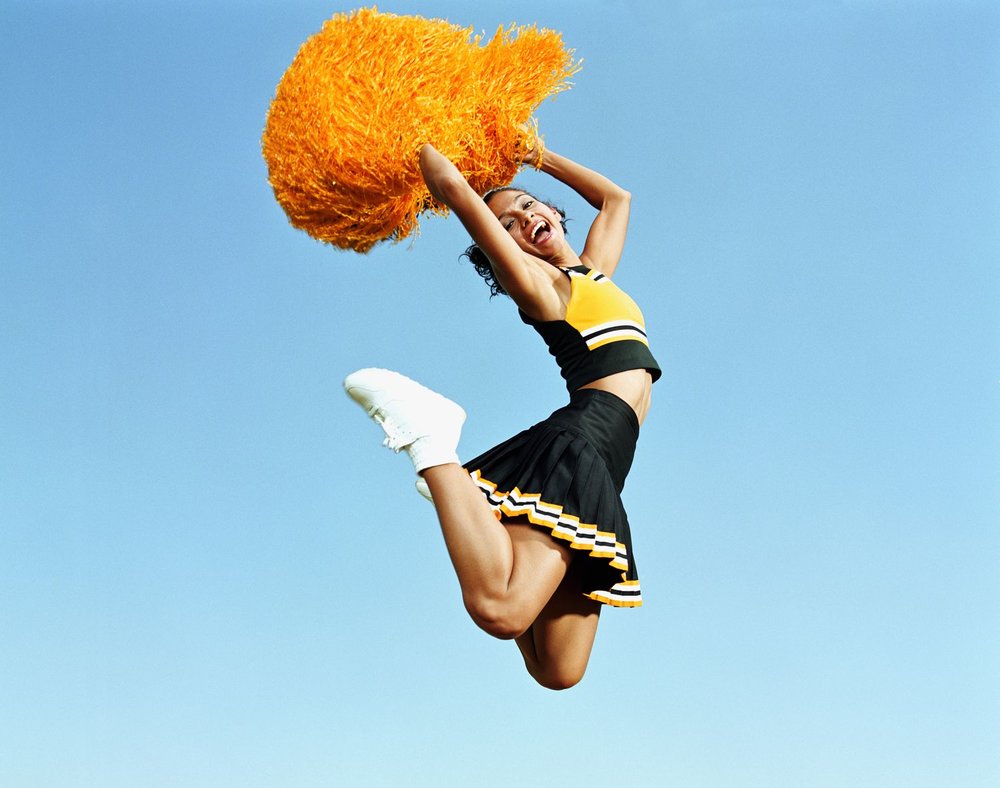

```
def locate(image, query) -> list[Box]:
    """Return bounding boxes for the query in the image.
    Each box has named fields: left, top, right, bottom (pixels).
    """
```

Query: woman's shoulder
left=575, top=251, right=619, bottom=279
left=508, top=259, right=573, bottom=322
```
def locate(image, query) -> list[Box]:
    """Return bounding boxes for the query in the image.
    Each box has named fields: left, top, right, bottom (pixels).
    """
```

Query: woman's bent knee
left=530, top=663, right=586, bottom=691
left=464, top=595, right=533, bottom=640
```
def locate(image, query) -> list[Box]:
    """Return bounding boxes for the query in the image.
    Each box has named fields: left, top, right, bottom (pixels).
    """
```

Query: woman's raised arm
left=419, top=144, right=561, bottom=315
left=531, top=149, right=632, bottom=277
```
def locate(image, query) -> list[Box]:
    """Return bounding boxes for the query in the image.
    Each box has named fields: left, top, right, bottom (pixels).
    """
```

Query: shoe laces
left=370, top=408, right=414, bottom=452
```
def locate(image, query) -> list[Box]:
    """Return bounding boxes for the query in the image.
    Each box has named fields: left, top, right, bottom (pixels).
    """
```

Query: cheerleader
left=345, top=143, right=660, bottom=689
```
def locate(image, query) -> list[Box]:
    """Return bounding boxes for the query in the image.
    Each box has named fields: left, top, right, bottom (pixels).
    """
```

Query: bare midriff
left=579, top=368, right=653, bottom=426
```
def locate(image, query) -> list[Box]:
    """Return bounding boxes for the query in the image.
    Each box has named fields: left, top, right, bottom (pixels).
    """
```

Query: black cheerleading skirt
left=463, top=388, right=643, bottom=608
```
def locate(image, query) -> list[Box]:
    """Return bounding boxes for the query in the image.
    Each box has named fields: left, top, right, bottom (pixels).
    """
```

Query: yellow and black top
left=520, top=265, right=661, bottom=393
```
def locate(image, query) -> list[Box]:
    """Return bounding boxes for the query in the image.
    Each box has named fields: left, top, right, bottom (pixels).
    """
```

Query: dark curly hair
left=461, top=185, right=569, bottom=298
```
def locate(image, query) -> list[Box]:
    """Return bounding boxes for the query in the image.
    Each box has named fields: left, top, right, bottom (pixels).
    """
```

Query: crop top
left=519, top=265, right=662, bottom=393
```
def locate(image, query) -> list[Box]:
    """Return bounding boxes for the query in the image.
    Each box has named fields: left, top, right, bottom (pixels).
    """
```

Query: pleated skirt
left=463, top=388, right=643, bottom=607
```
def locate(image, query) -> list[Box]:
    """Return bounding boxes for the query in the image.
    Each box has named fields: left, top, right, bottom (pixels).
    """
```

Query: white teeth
left=531, top=220, right=547, bottom=241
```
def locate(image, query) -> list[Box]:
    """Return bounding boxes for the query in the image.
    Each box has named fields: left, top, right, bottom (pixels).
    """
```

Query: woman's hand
left=515, top=123, right=543, bottom=168
left=519, top=142, right=540, bottom=168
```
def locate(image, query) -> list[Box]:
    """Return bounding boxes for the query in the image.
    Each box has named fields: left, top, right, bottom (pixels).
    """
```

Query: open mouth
left=530, top=219, right=552, bottom=244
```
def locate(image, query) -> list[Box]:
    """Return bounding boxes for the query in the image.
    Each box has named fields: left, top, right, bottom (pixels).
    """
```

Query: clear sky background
left=2, top=1, right=998, bottom=786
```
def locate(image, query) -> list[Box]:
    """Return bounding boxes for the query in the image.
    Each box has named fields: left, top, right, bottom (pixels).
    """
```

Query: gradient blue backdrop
left=2, top=1, right=998, bottom=785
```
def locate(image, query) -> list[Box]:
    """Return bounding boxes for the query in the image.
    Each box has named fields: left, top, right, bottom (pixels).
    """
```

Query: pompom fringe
left=261, top=7, right=580, bottom=252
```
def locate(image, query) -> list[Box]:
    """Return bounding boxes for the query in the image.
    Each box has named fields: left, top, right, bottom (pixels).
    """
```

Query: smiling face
left=487, top=190, right=566, bottom=259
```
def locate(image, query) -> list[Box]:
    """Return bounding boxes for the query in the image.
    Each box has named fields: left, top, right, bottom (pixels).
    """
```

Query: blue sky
left=2, top=1, right=998, bottom=785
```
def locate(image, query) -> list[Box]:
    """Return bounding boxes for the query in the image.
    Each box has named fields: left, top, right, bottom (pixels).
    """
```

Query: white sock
left=406, top=435, right=460, bottom=474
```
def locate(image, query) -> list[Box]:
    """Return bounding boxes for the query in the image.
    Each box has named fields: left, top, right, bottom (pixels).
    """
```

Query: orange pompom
left=261, top=7, right=579, bottom=252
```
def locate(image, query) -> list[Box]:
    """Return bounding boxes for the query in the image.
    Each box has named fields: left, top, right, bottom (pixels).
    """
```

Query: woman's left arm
left=529, top=148, right=632, bottom=277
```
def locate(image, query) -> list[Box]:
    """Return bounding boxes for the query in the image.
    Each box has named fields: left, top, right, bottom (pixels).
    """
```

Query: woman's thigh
left=515, top=561, right=602, bottom=689
left=496, top=522, right=573, bottom=621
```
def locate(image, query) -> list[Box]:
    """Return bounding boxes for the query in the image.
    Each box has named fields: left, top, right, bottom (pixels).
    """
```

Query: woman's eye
left=524, top=200, right=533, bottom=208
left=504, top=221, right=514, bottom=230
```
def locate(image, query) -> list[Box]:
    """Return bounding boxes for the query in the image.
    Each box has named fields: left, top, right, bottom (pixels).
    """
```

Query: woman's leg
left=422, top=463, right=573, bottom=640
left=515, top=566, right=602, bottom=690
left=344, top=368, right=591, bottom=650
left=425, top=465, right=602, bottom=688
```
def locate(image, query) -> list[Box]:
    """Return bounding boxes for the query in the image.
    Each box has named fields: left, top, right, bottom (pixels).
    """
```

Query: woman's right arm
left=419, top=144, right=557, bottom=313
left=529, top=149, right=631, bottom=278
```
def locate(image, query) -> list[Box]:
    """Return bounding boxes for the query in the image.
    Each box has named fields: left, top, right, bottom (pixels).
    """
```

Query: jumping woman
left=344, top=142, right=661, bottom=689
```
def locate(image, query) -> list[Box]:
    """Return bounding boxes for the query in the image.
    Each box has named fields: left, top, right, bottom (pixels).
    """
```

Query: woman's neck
left=546, top=245, right=581, bottom=269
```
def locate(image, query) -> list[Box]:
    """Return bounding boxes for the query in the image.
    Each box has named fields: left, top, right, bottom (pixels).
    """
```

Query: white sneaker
left=344, top=368, right=466, bottom=473
left=415, top=477, right=433, bottom=502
